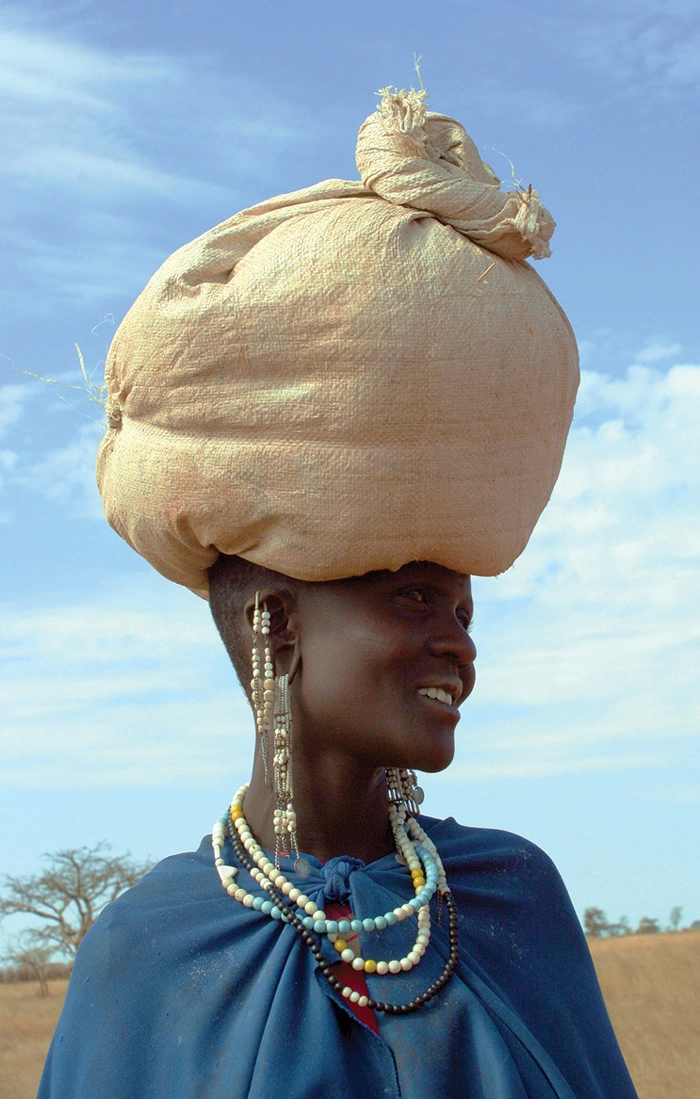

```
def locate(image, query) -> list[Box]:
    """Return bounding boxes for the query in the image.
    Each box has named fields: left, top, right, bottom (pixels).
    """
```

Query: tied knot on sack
left=356, top=85, right=555, bottom=261
left=105, top=400, right=123, bottom=430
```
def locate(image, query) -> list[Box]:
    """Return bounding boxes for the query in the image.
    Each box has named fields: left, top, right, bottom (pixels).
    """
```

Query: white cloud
left=1, top=361, right=110, bottom=517
left=499, top=362, right=699, bottom=582
left=17, top=421, right=106, bottom=518
left=10, top=145, right=226, bottom=205
left=0, top=28, right=191, bottom=195
left=560, top=8, right=700, bottom=95
left=0, top=581, right=252, bottom=785
left=0, top=25, right=177, bottom=103
left=1, top=595, right=216, bottom=667
left=0, top=382, right=37, bottom=439
left=0, top=449, right=18, bottom=495
left=635, top=341, right=683, bottom=363
left=0, top=17, right=318, bottom=302
left=0, top=23, right=308, bottom=196
left=1, top=693, right=252, bottom=787
left=446, top=751, right=668, bottom=782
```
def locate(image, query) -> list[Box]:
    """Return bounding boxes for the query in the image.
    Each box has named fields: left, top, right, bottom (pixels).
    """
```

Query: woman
left=38, top=87, right=638, bottom=1097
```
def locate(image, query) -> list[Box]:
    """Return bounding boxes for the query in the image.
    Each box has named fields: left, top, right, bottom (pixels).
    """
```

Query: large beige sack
left=97, top=88, right=578, bottom=599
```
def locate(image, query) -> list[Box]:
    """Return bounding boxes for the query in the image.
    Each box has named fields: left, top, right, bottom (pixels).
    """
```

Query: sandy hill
left=0, top=932, right=698, bottom=1099
left=588, top=929, right=700, bottom=1099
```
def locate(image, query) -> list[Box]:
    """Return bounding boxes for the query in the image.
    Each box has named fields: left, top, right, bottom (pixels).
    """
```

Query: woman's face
left=290, top=562, right=476, bottom=774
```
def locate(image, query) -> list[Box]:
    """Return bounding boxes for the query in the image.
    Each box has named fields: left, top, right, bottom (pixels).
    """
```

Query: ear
left=244, top=588, right=300, bottom=677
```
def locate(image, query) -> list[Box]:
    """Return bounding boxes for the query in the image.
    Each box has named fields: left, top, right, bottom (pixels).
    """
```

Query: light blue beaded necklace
left=212, top=784, right=450, bottom=981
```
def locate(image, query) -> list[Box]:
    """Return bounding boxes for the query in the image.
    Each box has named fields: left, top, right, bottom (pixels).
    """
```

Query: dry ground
left=0, top=979, right=67, bottom=1099
left=589, top=929, right=700, bottom=1099
left=0, top=934, right=698, bottom=1099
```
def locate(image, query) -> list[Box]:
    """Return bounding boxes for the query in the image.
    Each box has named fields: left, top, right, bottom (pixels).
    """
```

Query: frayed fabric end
left=376, top=85, right=429, bottom=137
left=512, top=185, right=554, bottom=259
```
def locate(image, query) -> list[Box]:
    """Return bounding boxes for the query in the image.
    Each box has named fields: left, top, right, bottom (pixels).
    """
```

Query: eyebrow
left=382, top=572, right=473, bottom=605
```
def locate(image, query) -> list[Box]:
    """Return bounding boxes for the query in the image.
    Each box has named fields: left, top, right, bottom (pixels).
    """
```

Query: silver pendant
left=294, top=856, right=311, bottom=877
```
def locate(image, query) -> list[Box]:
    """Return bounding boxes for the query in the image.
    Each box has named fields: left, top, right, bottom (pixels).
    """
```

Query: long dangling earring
left=251, top=593, right=309, bottom=877
left=251, top=593, right=274, bottom=786
left=272, top=672, right=307, bottom=874
left=385, top=767, right=425, bottom=818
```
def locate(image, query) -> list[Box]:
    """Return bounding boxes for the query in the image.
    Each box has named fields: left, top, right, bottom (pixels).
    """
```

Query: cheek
left=297, top=643, right=363, bottom=722
left=296, top=637, right=404, bottom=728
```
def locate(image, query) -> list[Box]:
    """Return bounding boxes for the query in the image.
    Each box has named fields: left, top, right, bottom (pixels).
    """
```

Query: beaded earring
left=250, top=594, right=274, bottom=786
left=385, top=767, right=425, bottom=818
left=251, top=593, right=308, bottom=876
left=272, top=672, right=308, bottom=874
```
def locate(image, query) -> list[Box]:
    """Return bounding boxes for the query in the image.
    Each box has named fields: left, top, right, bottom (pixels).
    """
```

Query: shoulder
left=420, top=815, right=587, bottom=965
left=72, top=838, right=223, bottom=972
left=97, top=838, right=215, bottom=914
left=421, top=814, right=562, bottom=887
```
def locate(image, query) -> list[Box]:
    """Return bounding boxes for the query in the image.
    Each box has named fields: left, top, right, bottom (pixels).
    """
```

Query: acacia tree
left=0, top=844, right=151, bottom=960
left=1, top=938, right=55, bottom=996
left=605, top=915, right=631, bottom=937
left=636, top=916, right=660, bottom=935
left=583, top=907, right=611, bottom=938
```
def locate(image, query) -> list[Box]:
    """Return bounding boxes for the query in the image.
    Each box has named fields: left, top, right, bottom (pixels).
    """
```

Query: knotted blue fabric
left=38, top=817, right=638, bottom=1099
left=320, top=855, right=365, bottom=905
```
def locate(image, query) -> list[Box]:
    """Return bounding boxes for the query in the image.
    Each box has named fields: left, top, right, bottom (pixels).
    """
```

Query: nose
left=428, top=611, right=477, bottom=669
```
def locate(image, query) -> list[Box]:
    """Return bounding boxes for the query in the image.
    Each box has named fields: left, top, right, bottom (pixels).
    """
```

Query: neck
left=243, top=746, right=395, bottom=865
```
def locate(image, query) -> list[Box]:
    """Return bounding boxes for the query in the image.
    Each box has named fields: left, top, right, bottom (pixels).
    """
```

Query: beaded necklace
left=212, top=784, right=460, bottom=1014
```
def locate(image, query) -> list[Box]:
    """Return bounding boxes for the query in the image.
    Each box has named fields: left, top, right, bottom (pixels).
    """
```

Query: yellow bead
left=413, top=877, right=426, bottom=888
left=364, top=959, right=377, bottom=974
left=334, top=939, right=347, bottom=953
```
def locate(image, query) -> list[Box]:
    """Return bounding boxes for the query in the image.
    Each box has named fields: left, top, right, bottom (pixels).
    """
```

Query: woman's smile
left=417, top=686, right=457, bottom=706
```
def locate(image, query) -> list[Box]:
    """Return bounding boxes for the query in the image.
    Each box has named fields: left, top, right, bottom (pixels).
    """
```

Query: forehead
left=303, top=561, right=473, bottom=611
left=359, top=561, right=471, bottom=595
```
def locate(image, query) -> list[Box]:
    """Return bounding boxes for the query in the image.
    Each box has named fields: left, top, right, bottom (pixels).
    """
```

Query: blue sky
left=1, top=0, right=698, bottom=940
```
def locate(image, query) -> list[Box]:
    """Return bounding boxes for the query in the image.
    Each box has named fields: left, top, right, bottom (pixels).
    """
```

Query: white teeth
left=418, top=687, right=454, bottom=706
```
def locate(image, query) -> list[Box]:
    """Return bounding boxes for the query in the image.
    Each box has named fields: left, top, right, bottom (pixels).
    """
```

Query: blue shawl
left=38, top=817, right=637, bottom=1098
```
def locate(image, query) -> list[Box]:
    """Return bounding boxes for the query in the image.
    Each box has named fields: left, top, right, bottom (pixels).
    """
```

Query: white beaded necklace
left=212, top=783, right=456, bottom=997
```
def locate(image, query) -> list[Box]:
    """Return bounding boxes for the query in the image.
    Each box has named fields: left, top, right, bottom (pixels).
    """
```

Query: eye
left=399, top=588, right=428, bottom=604
left=457, top=609, right=474, bottom=633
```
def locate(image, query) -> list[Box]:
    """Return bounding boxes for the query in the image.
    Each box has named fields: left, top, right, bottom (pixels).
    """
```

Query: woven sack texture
left=97, top=88, right=579, bottom=598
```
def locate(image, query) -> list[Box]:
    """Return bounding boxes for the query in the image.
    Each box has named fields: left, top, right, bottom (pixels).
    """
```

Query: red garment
left=324, top=901, right=379, bottom=1034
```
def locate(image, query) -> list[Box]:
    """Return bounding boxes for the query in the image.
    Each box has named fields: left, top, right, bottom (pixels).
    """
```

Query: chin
left=417, top=749, right=455, bottom=774
left=397, top=736, right=455, bottom=775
